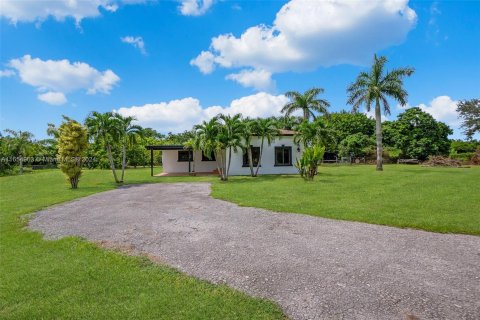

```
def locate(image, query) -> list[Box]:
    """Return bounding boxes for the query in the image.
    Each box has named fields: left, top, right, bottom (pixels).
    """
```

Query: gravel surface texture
left=30, top=183, right=480, bottom=320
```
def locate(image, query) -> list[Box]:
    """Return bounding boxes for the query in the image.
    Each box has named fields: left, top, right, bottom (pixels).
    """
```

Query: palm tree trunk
left=248, top=147, right=254, bottom=177
left=120, top=143, right=126, bottom=182
left=106, top=144, right=120, bottom=183
left=375, top=98, right=383, bottom=171
left=254, top=137, right=264, bottom=176
left=225, top=147, right=232, bottom=180
left=303, top=108, right=309, bottom=122
left=214, top=150, right=222, bottom=178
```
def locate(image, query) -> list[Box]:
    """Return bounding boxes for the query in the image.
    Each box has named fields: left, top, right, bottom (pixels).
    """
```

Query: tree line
left=1, top=55, right=478, bottom=185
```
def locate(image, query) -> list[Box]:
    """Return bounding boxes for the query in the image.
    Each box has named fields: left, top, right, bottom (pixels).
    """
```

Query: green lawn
left=0, top=168, right=284, bottom=319
left=212, top=165, right=480, bottom=235
left=1, top=165, right=478, bottom=319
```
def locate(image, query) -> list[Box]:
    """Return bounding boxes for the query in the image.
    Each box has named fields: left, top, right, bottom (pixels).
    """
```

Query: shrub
left=295, top=145, right=325, bottom=180
left=57, top=117, right=88, bottom=189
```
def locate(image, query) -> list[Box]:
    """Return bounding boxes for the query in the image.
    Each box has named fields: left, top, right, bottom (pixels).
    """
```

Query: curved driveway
left=30, top=183, right=480, bottom=320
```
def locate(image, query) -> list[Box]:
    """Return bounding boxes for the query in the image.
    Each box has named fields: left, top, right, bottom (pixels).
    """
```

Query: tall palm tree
left=282, top=88, right=330, bottom=121
left=217, top=114, right=244, bottom=180
left=85, top=111, right=121, bottom=183
left=4, top=129, right=34, bottom=174
left=253, top=118, right=278, bottom=176
left=347, top=54, right=414, bottom=171
left=114, top=114, right=144, bottom=182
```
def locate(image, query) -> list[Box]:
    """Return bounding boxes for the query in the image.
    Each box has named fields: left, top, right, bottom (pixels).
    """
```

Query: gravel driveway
left=30, top=183, right=480, bottom=320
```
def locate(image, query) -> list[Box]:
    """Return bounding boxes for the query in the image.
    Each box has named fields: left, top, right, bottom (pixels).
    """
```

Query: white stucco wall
left=227, top=136, right=301, bottom=176
left=161, top=136, right=302, bottom=175
left=162, top=150, right=218, bottom=174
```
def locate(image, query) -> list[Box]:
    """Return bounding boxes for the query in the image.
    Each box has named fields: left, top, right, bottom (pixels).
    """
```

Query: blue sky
left=1, top=0, right=479, bottom=139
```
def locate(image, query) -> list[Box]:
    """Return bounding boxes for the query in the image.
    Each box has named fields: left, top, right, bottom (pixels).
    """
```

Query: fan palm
left=114, top=114, right=144, bottom=182
left=253, top=118, right=278, bottom=176
left=347, top=54, right=414, bottom=171
left=282, top=88, right=330, bottom=121
left=85, top=111, right=121, bottom=183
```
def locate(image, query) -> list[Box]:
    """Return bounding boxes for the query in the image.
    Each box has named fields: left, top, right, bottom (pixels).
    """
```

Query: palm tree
left=113, top=114, right=144, bottom=182
left=217, top=114, right=244, bottom=180
left=191, top=117, right=224, bottom=179
left=253, top=118, right=278, bottom=176
left=240, top=118, right=257, bottom=177
left=347, top=54, right=414, bottom=171
left=85, top=111, right=121, bottom=183
left=294, top=119, right=335, bottom=149
left=282, top=88, right=330, bottom=121
left=4, top=129, right=34, bottom=174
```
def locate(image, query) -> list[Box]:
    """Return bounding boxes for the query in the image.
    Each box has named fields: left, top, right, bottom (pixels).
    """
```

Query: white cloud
left=179, top=0, right=214, bottom=16
left=190, top=51, right=216, bottom=74
left=8, top=55, right=120, bottom=105
left=0, top=69, right=15, bottom=77
left=416, top=96, right=460, bottom=127
left=226, top=69, right=274, bottom=91
left=37, top=91, right=67, bottom=105
left=114, top=92, right=289, bottom=132
left=192, top=0, right=417, bottom=88
left=0, top=0, right=146, bottom=25
left=121, top=36, right=147, bottom=55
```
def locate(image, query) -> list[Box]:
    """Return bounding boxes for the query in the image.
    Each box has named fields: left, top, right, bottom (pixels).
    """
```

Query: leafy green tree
left=85, top=112, right=121, bottom=183
left=449, top=139, right=479, bottom=155
left=113, top=114, right=144, bottom=182
left=338, top=133, right=375, bottom=158
left=282, top=88, right=330, bottom=121
left=347, top=55, right=414, bottom=171
left=57, top=117, right=88, bottom=189
left=383, top=107, right=452, bottom=160
left=295, top=144, right=325, bottom=180
left=252, top=118, right=278, bottom=176
left=319, top=111, right=375, bottom=152
left=456, top=99, right=479, bottom=139
left=3, top=129, right=34, bottom=174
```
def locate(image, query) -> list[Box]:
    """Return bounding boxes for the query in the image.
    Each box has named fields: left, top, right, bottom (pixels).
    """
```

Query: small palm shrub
left=295, top=145, right=325, bottom=180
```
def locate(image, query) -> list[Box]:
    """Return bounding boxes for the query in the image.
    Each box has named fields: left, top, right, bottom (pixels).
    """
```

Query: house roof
left=278, top=129, right=296, bottom=136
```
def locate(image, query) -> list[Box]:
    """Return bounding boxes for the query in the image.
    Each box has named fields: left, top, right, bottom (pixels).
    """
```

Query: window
left=202, top=151, right=216, bottom=161
left=178, top=150, right=193, bottom=162
left=243, top=146, right=260, bottom=167
left=275, top=146, right=292, bottom=166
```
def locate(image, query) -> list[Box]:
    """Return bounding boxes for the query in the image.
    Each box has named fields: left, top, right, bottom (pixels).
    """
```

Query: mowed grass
left=1, top=165, right=478, bottom=319
left=212, top=165, right=480, bottom=235
left=0, top=168, right=284, bottom=319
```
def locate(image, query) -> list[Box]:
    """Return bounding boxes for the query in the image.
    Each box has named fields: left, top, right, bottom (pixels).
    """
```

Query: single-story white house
left=146, top=129, right=302, bottom=176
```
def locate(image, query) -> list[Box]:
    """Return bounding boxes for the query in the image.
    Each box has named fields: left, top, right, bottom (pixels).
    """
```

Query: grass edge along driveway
left=0, top=168, right=284, bottom=320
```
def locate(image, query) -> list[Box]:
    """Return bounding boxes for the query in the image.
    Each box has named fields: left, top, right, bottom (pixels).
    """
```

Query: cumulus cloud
left=0, top=69, right=15, bottom=77
left=179, top=0, right=214, bottom=16
left=8, top=55, right=120, bottom=105
left=114, top=92, right=290, bottom=132
left=191, top=0, right=417, bottom=89
left=121, top=36, right=147, bottom=55
left=0, top=0, right=146, bottom=25
left=226, top=69, right=274, bottom=91
left=37, top=91, right=67, bottom=105
left=416, top=96, right=460, bottom=127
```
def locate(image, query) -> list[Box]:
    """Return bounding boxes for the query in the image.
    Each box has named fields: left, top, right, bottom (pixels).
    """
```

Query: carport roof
left=145, top=145, right=191, bottom=150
